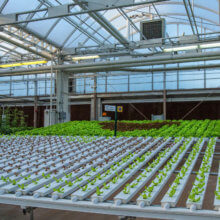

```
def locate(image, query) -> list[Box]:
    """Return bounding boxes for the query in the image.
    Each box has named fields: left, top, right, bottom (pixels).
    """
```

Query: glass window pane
left=85, top=78, right=94, bottom=93
left=153, top=73, right=163, bottom=90
left=12, top=82, right=27, bottom=96
left=166, top=72, right=177, bottom=90
left=97, top=77, right=106, bottom=93
left=107, top=76, right=128, bottom=92
left=130, top=74, right=152, bottom=91
left=0, top=83, right=10, bottom=95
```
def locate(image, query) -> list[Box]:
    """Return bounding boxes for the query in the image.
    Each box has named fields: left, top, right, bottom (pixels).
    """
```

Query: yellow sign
left=117, top=106, right=123, bottom=112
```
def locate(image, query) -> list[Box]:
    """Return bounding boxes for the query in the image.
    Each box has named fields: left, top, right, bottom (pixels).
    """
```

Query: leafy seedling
left=74, top=177, right=82, bottom=184
left=32, top=179, right=39, bottom=185
left=91, top=167, right=97, bottom=172
left=18, top=184, right=25, bottom=190
left=96, top=187, right=103, bottom=196
left=112, top=177, right=118, bottom=184
left=103, top=183, right=110, bottom=190
left=65, top=180, right=73, bottom=187
left=123, top=184, right=130, bottom=194
left=24, top=175, right=31, bottom=180
left=90, top=179, right=97, bottom=185
left=44, top=183, right=51, bottom=188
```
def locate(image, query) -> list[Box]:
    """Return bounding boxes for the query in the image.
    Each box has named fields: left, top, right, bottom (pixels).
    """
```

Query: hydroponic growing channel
left=0, top=135, right=220, bottom=220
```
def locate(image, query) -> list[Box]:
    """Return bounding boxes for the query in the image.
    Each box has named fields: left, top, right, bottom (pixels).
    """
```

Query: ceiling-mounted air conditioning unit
left=140, top=19, right=166, bottom=41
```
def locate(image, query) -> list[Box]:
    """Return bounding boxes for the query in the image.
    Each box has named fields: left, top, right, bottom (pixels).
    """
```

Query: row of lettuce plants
left=112, top=138, right=183, bottom=205
left=0, top=137, right=119, bottom=195
left=70, top=139, right=161, bottom=202
left=50, top=137, right=150, bottom=200
left=186, top=138, right=217, bottom=210
left=214, top=163, right=220, bottom=210
left=14, top=120, right=220, bottom=137
left=161, top=138, right=205, bottom=208
left=91, top=138, right=172, bottom=203
left=136, top=138, right=194, bottom=207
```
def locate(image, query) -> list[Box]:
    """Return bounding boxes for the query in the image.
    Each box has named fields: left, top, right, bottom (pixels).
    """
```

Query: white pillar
left=56, top=57, right=70, bottom=123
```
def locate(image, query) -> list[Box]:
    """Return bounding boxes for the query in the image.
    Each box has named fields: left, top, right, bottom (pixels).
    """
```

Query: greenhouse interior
left=0, top=0, right=220, bottom=220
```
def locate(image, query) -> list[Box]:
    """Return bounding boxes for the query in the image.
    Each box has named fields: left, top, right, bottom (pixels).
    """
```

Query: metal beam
left=2, top=88, right=220, bottom=99
left=80, top=12, right=113, bottom=45
left=1, top=1, right=60, bottom=51
left=16, top=25, right=61, bottom=50
left=0, top=44, right=22, bottom=56
left=74, top=0, right=129, bottom=46
left=0, top=0, right=9, bottom=13
left=69, top=89, right=220, bottom=99
left=23, top=2, right=44, bottom=28
left=38, top=0, right=103, bottom=46
left=1, top=89, right=220, bottom=105
left=61, top=29, right=78, bottom=48
left=102, top=96, right=220, bottom=104
left=120, top=63, right=220, bottom=73
left=109, top=20, right=215, bottom=45
left=0, top=0, right=168, bottom=26
left=118, top=8, right=147, bottom=41
left=44, top=19, right=61, bottom=40
left=61, top=32, right=220, bottom=56
left=183, top=0, right=199, bottom=37
left=0, top=34, right=52, bottom=59
left=1, top=51, right=220, bottom=76
left=2, top=27, right=54, bottom=54
left=151, top=3, right=173, bottom=44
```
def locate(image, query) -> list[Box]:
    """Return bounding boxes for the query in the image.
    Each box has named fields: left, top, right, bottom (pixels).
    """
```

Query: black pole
left=114, top=105, right=118, bottom=137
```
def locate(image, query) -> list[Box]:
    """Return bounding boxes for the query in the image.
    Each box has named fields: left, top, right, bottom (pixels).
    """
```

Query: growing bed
left=0, top=135, right=220, bottom=220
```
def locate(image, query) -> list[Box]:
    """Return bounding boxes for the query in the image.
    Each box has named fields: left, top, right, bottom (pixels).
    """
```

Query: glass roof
left=0, top=0, right=220, bottom=61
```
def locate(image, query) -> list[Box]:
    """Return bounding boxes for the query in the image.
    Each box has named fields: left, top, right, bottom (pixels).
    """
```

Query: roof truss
left=0, top=1, right=169, bottom=26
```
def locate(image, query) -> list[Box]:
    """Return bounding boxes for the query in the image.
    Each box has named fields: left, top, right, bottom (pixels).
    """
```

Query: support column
left=163, top=66, right=167, bottom=120
left=204, top=60, right=206, bottom=89
left=105, top=74, right=108, bottom=93
left=151, top=71, right=154, bottom=90
left=90, top=75, right=97, bottom=121
left=34, top=96, right=38, bottom=128
left=127, top=19, right=130, bottom=41
left=56, top=57, right=70, bottom=123
left=219, top=0, right=220, bottom=24
left=90, top=99, right=95, bottom=121
left=163, top=90, right=167, bottom=120
left=128, top=74, right=130, bottom=92
left=177, top=63, right=179, bottom=90
left=97, top=98, right=102, bottom=120
left=34, top=76, right=38, bottom=128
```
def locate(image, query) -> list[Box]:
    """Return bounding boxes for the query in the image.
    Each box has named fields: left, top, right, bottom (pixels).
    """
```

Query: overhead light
left=200, top=42, right=220, bottom=49
left=72, top=55, right=100, bottom=61
left=0, top=60, right=48, bottom=68
left=164, top=45, right=198, bottom=52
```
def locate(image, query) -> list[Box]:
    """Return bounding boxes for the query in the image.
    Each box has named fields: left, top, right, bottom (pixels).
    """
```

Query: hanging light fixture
left=0, top=60, right=48, bottom=68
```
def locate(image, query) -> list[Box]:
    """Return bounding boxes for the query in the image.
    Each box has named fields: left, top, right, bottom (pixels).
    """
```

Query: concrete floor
left=0, top=204, right=161, bottom=220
